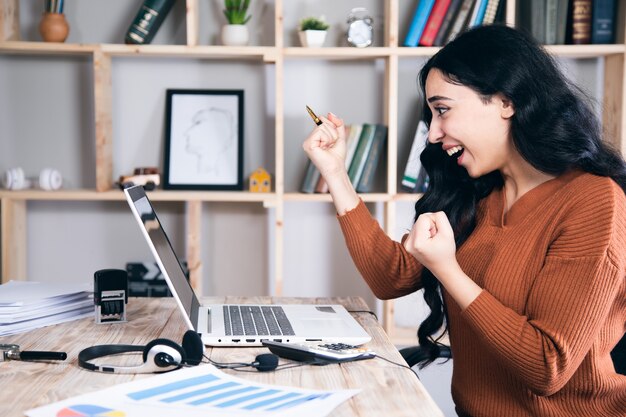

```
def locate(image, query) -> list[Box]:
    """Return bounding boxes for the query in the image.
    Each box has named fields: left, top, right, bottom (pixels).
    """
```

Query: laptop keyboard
left=223, top=305, right=295, bottom=336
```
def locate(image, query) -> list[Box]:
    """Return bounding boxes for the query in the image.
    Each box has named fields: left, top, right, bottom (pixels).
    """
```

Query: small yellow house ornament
left=249, top=167, right=271, bottom=192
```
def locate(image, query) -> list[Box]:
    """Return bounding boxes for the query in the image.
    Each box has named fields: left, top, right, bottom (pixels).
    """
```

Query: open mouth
left=446, top=145, right=464, bottom=159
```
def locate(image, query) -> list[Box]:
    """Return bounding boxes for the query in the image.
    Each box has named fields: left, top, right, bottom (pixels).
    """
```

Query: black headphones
left=208, top=353, right=279, bottom=372
left=78, top=330, right=204, bottom=374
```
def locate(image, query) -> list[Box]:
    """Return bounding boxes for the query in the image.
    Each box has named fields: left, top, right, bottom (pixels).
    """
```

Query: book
left=404, top=0, right=436, bottom=47
left=468, top=0, right=489, bottom=27
left=419, top=0, right=452, bottom=47
left=591, top=0, right=616, bottom=44
left=402, top=120, right=429, bottom=190
left=124, top=0, right=175, bottom=45
left=570, top=0, right=592, bottom=44
left=345, top=124, right=363, bottom=170
left=433, top=0, right=464, bottom=46
left=531, top=0, right=547, bottom=44
left=300, top=160, right=321, bottom=194
left=555, top=0, right=570, bottom=44
left=413, top=166, right=430, bottom=193
left=545, top=0, right=559, bottom=44
left=445, top=0, right=476, bottom=43
left=356, top=125, right=388, bottom=193
left=347, top=124, right=377, bottom=187
left=481, top=0, right=501, bottom=25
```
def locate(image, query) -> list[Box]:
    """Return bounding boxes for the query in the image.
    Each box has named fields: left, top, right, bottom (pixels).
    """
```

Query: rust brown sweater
left=338, top=171, right=626, bottom=417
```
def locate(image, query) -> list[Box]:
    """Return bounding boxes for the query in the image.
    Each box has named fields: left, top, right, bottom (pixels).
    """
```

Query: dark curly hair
left=413, top=24, right=626, bottom=368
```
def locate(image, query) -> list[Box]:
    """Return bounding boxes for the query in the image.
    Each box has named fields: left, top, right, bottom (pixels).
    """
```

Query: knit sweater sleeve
left=461, top=180, right=626, bottom=396
left=336, top=200, right=424, bottom=299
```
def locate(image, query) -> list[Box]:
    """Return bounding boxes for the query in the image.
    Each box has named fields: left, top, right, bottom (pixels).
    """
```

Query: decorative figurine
left=248, top=168, right=271, bottom=192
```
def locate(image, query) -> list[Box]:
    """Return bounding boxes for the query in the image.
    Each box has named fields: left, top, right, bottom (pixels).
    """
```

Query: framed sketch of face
left=163, top=89, right=244, bottom=190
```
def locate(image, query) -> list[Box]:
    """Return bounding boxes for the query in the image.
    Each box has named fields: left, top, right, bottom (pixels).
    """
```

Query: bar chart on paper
left=26, top=365, right=359, bottom=417
left=127, top=373, right=334, bottom=411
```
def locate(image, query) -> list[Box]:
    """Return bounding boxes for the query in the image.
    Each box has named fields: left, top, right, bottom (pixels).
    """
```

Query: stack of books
left=518, top=0, right=617, bottom=45
left=403, top=0, right=505, bottom=47
left=0, top=281, right=93, bottom=336
left=301, top=124, right=388, bottom=194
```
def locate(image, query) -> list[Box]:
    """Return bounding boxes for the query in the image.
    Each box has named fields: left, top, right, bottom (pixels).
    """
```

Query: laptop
left=123, top=185, right=371, bottom=347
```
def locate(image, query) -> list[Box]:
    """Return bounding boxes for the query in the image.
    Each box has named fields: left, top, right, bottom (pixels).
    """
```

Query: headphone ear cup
left=181, top=330, right=204, bottom=366
left=142, top=338, right=185, bottom=367
left=39, top=168, right=62, bottom=190
left=4, top=168, right=26, bottom=190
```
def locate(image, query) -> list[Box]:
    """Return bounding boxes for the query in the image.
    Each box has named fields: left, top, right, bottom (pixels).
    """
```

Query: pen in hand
left=306, top=105, right=323, bottom=126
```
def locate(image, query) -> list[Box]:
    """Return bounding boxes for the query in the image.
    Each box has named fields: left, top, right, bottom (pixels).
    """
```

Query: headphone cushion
left=142, top=338, right=185, bottom=363
left=181, top=330, right=204, bottom=365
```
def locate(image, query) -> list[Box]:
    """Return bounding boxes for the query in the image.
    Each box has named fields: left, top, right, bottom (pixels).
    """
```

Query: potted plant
left=299, top=16, right=329, bottom=47
left=222, top=0, right=251, bottom=46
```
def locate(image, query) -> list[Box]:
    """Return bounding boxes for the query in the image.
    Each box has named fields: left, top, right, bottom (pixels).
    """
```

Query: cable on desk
left=373, top=354, right=420, bottom=379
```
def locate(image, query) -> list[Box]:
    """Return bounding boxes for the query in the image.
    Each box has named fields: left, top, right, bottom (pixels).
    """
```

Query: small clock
left=346, top=7, right=373, bottom=48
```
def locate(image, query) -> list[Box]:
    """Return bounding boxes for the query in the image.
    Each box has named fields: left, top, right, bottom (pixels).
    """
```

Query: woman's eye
left=434, top=107, right=448, bottom=115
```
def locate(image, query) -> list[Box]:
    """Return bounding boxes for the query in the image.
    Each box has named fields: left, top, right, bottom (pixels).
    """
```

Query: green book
left=125, top=0, right=175, bottom=45
left=347, top=124, right=376, bottom=187
left=356, top=125, right=388, bottom=193
left=300, top=160, right=321, bottom=194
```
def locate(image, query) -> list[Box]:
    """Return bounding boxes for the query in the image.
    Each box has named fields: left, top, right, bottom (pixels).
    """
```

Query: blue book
left=469, top=0, right=489, bottom=27
left=591, top=0, right=616, bottom=44
left=403, top=0, right=436, bottom=47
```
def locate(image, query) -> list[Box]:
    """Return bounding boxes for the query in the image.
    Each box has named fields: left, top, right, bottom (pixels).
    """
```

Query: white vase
left=299, top=30, right=327, bottom=47
left=221, top=24, right=249, bottom=46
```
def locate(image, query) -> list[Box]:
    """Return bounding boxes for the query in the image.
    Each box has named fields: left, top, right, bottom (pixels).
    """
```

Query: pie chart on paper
left=56, top=404, right=125, bottom=417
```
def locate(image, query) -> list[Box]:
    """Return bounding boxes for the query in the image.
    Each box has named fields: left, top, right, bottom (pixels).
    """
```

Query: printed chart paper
left=26, top=364, right=359, bottom=417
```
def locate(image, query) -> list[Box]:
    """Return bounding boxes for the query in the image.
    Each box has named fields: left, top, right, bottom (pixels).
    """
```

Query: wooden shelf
left=0, top=189, right=277, bottom=203
left=283, top=193, right=391, bottom=203
left=1, top=41, right=622, bottom=61
left=0, top=41, right=95, bottom=55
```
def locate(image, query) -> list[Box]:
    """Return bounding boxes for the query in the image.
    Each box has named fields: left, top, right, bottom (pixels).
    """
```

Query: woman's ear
left=499, top=96, right=515, bottom=119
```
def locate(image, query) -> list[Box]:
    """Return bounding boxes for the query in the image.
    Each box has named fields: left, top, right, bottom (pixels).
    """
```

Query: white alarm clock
left=346, top=7, right=373, bottom=48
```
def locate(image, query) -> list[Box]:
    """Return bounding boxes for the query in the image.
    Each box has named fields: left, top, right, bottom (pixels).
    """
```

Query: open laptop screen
left=125, top=186, right=200, bottom=329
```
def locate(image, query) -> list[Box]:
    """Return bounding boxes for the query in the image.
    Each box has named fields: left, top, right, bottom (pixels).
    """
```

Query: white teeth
left=446, top=145, right=464, bottom=156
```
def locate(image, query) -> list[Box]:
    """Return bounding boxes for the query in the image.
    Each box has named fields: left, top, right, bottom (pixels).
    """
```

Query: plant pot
left=221, top=24, right=249, bottom=46
left=299, top=30, right=327, bottom=47
left=39, top=13, right=70, bottom=43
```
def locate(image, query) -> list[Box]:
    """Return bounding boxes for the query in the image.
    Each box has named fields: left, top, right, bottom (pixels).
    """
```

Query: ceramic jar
left=39, top=13, right=69, bottom=43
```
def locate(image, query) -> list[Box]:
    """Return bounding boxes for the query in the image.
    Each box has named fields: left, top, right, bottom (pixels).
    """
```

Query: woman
left=302, top=25, right=626, bottom=416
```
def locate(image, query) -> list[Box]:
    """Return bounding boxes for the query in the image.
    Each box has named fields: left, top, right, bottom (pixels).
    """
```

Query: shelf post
left=0, top=0, right=19, bottom=41
left=274, top=0, right=283, bottom=49
left=603, top=53, right=624, bottom=153
left=93, top=50, right=113, bottom=192
left=186, top=201, right=203, bottom=294
left=382, top=200, right=397, bottom=334
left=385, top=0, right=398, bottom=47
left=1, top=198, right=27, bottom=282
left=185, top=0, right=199, bottom=46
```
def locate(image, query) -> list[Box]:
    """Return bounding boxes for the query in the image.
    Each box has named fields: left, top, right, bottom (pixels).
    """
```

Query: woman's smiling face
left=425, top=69, right=516, bottom=178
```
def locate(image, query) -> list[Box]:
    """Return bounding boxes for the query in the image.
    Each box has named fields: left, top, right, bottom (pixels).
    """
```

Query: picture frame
left=163, top=89, right=244, bottom=190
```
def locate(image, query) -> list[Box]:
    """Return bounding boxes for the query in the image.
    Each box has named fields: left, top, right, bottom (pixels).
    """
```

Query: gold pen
left=306, top=105, right=323, bottom=126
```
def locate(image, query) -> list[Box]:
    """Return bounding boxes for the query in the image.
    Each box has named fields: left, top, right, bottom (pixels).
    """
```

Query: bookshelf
left=0, top=0, right=624, bottom=342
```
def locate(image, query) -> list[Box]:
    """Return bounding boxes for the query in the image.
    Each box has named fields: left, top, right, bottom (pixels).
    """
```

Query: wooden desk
left=0, top=297, right=443, bottom=417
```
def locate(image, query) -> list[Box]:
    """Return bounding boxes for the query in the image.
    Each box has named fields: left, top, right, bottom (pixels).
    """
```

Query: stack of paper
left=0, top=281, right=93, bottom=336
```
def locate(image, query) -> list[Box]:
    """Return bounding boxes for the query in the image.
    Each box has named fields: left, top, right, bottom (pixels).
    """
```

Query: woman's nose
left=428, top=121, right=444, bottom=144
